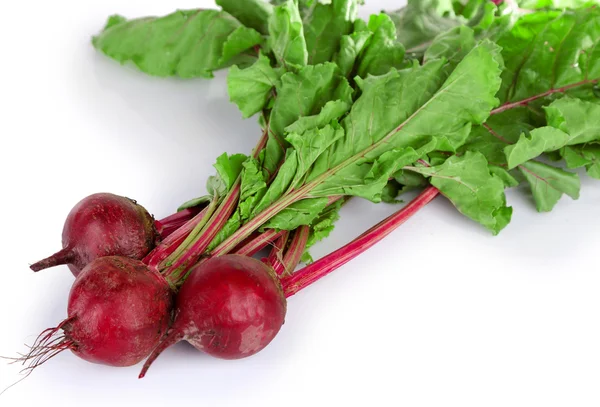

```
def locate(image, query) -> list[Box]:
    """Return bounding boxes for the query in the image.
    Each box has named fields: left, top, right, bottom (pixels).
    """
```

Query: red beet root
left=13, top=257, right=172, bottom=372
left=30, top=193, right=159, bottom=276
left=139, top=255, right=286, bottom=378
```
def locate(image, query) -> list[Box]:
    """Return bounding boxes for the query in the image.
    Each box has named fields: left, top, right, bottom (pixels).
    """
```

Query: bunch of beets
left=9, top=0, right=600, bottom=382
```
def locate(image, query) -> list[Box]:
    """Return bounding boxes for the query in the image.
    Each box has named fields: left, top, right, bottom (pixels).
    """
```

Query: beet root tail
left=30, top=248, right=74, bottom=272
left=139, top=330, right=184, bottom=379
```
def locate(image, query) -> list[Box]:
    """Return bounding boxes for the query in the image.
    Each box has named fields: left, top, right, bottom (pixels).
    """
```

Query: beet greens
left=8, top=0, right=600, bottom=386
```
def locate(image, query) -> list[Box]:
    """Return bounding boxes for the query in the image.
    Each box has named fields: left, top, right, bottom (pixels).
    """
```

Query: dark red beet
left=13, top=257, right=172, bottom=371
left=30, top=193, right=159, bottom=276
left=139, top=255, right=286, bottom=378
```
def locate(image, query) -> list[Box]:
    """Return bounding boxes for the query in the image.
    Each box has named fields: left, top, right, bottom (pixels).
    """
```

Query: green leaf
left=302, top=41, right=503, bottom=204
left=497, top=8, right=600, bottom=103
left=411, top=152, right=512, bottom=234
left=286, top=123, right=345, bottom=188
left=387, top=0, right=498, bottom=56
left=207, top=215, right=242, bottom=251
left=220, top=26, right=264, bottom=65
left=356, top=14, right=406, bottom=78
left=544, top=98, right=600, bottom=145
left=306, top=198, right=344, bottom=248
left=269, top=0, right=308, bottom=69
left=387, top=1, right=465, bottom=54
left=517, top=0, right=600, bottom=9
left=562, top=144, right=600, bottom=179
left=519, top=160, right=581, bottom=212
left=504, top=127, right=571, bottom=169
left=265, top=63, right=349, bottom=176
left=489, top=166, right=520, bottom=188
left=216, top=0, right=273, bottom=34
left=310, top=148, right=421, bottom=202
left=239, top=158, right=268, bottom=220
left=93, top=10, right=262, bottom=78
left=177, top=195, right=212, bottom=212
left=254, top=149, right=299, bottom=215
left=302, top=0, right=359, bottom=65
left=207, top=153, right=248, bottom=198
left=424, top=25, right=476, bottom=66
left=262, top=198, right=330, bottom=230
left=381, top=181, right=404, bottom=203
left=461, top=108, right=538, bottom=166
left=335, top=30, right=372, bottom=77
left=227, top=53, right=280, bottom=118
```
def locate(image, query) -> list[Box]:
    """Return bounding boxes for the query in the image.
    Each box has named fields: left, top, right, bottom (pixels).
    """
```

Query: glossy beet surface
left=139, top=255, right=286, bottom=377
left=30, top=193, right=159, bottom=276
left=66, top=256, right=172, bottom=366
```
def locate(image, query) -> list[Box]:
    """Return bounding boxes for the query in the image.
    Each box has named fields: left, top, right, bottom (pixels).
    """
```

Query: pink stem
left=155, top=207, right=204, bottom=239
left=281, top=225, right=310, bottom=277
left=282, top=186, right=439, bottom=297
left=164, top=183, right=241, bottom=284
left=143, top=206, right=210, bottom=268
left=490, top=79, right=598, bottom=116
left=267, top=231, right=290, bottom=276
left=233, top=230, right=286, bottom=257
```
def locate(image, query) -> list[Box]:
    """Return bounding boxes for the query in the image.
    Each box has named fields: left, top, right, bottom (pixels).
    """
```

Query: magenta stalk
left=282, top=186, right=440, bottom=297
left=233, top=230, right=286, bottom=257
left=280, top=226, right=310, bottom=277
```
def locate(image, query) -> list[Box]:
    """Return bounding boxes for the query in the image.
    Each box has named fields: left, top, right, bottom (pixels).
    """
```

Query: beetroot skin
left=30, top=193, right=159, bottom=276
left=140, top=255, right=286, bottom=377
left=18, top=256, right=173, bottom=369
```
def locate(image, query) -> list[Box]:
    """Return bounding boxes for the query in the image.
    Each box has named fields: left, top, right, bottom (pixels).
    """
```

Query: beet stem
left=282, top=186, right=440, bottom=297
left=267, top=231, right=290, bottom=276
left=280, top=226, right=310, bottom=277
left=233, top=229, right=285, bottom=257
left=155, top=207, right=204, bottom=239
left=29, top=248, right=74, bottom=272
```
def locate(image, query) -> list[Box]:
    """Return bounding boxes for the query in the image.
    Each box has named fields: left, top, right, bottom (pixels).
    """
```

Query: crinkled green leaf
left=269, top=0, right=308, bottom=69
left=545, top=98, right=600, bottom=145
left=505, top=127, right=571, bottom=169
left=207, top=153, right=248, bottom=198
left=286, top=124, right=345, bottom=188
left=562, top=144, right=600, bottom=179
left=410, top=151, right=512, bottom=234
left=310, top=148, right=421, bottom=202
left=462, top=109, right=538, bottom=166
left=489, top=166, right=520, bottom=188
left=519, top=160, right=581, bottom=212
left=216, top=0, right=273, bottom=34
left=227, top=53, right=280, bottom=118
left=262, top=198, right=330, bottom=229
left=356, top=14, right=406, bottom=78
left=381, top=180, right=404, bottom=203
left=254, top=149, right=299, bottom=215
left=93, top=10, right=262, bottom=78
left=284, top=99, right=351, bottom=134
left=387, top=0, right=497, bottom=56
left=424, top=25, right=476, bottom=66
left=303, top=0, right=359, bottom=65
left=335, top=29, right=372, bottom=77
left=304, top=41, right=503, bottom=204
left=239, top=158, right=268, bottom=220
left=497, top=8, right=600, bottom=104
left=220, top=26, right=264, bottom=65
left=265, top=63, right=348, bottom=176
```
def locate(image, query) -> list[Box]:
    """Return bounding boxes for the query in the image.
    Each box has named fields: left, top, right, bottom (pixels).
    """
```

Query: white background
left=1, top=1, right=600, bottom=406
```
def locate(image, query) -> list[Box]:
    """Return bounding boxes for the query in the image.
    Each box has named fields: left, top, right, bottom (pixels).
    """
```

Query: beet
left=30, top=193, right=159, bottom=276
left=15, top=256, right=172, bottom=370
left=139, top=255, right=286, bottom=378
